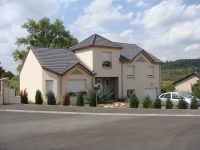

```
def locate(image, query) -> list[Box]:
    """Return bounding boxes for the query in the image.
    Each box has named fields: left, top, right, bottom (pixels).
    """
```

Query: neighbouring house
left=174, top=72, right=200, bottom=93
left=20, top=34, right=162, bottom=103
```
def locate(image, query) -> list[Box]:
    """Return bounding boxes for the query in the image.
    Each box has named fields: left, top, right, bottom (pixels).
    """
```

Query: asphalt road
left=0, top=111, right=200, bottom=150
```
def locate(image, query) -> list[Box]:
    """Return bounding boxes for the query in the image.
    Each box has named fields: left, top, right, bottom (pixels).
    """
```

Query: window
left=127, top=89, right=135, bottom=97
left=164, top=93, right=171, bottom=99
left=46, top=80, right=53, bottom=93
left=147, top=66, right=154, bottom=78
left=102, top=52, right=112, bottom=68
left=127, top=66, right=135, bottom=77
left=172, top=93, right=180, bottom=99
left=160, top=93, right=165, bottom=98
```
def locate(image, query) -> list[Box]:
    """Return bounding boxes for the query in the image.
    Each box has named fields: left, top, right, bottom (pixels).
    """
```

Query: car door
left=171, top=93, right=180, bottom=104
left=162, top=93, right=171, bottom=102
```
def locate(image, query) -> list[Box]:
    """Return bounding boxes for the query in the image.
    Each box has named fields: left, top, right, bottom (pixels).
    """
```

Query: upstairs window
left=127, top=66, right=135, bottom=77
left=147, top=66, right=154, bottom=78
left=102, top=52, right=112, bottom=68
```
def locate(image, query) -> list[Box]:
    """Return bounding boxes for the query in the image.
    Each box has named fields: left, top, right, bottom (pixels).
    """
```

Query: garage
left=145, top=88, right=157, bottom=100
left=66, top=79, right=86, bottom=92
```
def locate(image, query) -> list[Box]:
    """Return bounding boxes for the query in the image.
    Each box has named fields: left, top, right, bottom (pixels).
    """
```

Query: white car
left=159, top=92, right=194, bottom=104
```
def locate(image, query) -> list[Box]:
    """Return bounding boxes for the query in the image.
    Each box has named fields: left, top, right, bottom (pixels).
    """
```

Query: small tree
left=62, top=91, right=70, bottom=106
left=166, top=98, right=173, bottom=109
left=143, top=95, right=152, bottom=108
left=178, top=99, right=188, bottom=109
left=89, top=90, right=96, bottom=107
left=154, top=96, right=162, bottom=109
left=35, top=89, right=43, bottom=104
left=76, top=92, right=84, bottom=106
left=161, top=81, right=175, bottom=93
left=130, top=94, right=139, bottom=108
left=192, top=80, right=200, bottom=98
left=190, top=97, right=199, bottom=109
left=46, top=91, right=56, bottom=105
left=20, top=89, right=28, bottom=104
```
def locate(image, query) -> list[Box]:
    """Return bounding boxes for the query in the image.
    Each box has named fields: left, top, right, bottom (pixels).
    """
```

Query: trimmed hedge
left=154, top=97, right=162, bottom=109
left=20, top=89, right=28, bottom=104
left=166, top=98, right=173, bottom=109
left=76, top=92, right=84, bottom=106
left=46, top=91, right=56, bottom=105
left=35, top=89, right=43, bottom=104
left=130, top=94, right=139, bottom=108
left=190, top=97, right=199, bottom=109
left=178, top=99, right=188, bottom=109
left=62, top=92, right=70, bottom=106
left=143, top=95, right=152, bottom=108
left=89, top=90, right=96, bottom=107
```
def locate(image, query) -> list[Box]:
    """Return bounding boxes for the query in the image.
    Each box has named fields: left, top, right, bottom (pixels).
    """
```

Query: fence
left=0, top=78, right=20, bottom=105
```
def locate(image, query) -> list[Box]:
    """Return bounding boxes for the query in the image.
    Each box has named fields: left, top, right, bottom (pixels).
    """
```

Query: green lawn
left=9, top=76, right=19, bottom=90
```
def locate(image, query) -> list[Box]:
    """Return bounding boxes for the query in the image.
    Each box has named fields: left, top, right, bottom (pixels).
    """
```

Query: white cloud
left=184, top=43, right=200, bottom=52
left=126, top=0, right=148, bottom=7
left=70, top=0, right=133, bottom=35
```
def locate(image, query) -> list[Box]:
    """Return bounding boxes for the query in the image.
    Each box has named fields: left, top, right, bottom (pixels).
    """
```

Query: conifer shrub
left=178, top=99, right=188, bottom=109
left=35, top=89, right=43, bottom=104
left=89, top=90, right=96, bottom=107
left=20, top=89, right=28, bottom=104
left=154, top=96, right=162, bottom=109
left=62, top=91, right=70, bottom=106
left=46, top=91, right=56, bottom=105
left=76, top=92, right=84, bottom=106
left=166, top=98, right=173, bottom=109
left=130, top=94, right=139, bottom=108
left=143, top=95, right=152, bottom=108
left=190, top=97, right=199, bottom=109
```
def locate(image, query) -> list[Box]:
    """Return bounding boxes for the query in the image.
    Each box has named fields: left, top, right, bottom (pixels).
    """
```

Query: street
left=1, top=110, right=200, bottom=150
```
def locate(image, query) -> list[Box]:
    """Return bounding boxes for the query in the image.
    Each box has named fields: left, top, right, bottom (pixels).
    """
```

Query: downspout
left=121, top=62, right=123, bottom=99
left=59, top=75, right=62, bottom=102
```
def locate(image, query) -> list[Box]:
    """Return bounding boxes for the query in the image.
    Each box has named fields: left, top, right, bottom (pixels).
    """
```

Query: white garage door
left=145, top=88, right=157, bottom=100
left=67, top=80, right=86, bottom=92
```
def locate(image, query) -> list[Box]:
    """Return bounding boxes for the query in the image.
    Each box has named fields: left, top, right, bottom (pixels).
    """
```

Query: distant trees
left=192, top=80, right=200, bottom=98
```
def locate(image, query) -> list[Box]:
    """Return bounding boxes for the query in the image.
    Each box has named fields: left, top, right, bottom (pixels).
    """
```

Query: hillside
left=161, top=58, right=200, bottom=82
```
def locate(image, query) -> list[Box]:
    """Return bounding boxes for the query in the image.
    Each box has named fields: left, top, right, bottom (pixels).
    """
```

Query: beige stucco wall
left=20, top=50, right=43, bottom=102
left=75, top=49, right=93, bottom=71
left=175, top=76, right=199, bottom=93
left=122, top=53, right=161, bottom=101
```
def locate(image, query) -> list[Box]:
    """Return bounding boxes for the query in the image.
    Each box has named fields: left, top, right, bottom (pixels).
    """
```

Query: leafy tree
left=13, top=17, right=78, bottom=72
left=35, top=89, right=43, bottom=104
left=20, top=89, right=28, bottom=104
left=192, top=80, right=200, bottom=98
left=161, top=81, right=175, bottom=93
left=190, top=97, right=198, bottom=109
left=4, top=71, right=14, bottom=80
left=62, top=92, right=70, bottom=106
left=166, top=98, right=173, bottom=109
left=154, top=96, right=162, bottom=109
left=130, top=94, right=139, bottom=108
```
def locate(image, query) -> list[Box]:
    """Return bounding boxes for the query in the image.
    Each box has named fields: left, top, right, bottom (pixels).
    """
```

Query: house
left=174, top=72, right=200, bottom=93
left=20, top=34, right=162, bottom=103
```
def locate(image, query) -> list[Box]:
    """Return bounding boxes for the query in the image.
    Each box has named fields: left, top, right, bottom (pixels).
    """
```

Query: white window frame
left=147, top=66, right=154, bottom=78
left=102, top=52, right=112, bottom=68
left=127, top=66, right=135, bottom=77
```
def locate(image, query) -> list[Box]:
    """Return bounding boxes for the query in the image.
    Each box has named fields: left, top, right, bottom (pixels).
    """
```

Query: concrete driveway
left=0, top=106, right=200, bottom=150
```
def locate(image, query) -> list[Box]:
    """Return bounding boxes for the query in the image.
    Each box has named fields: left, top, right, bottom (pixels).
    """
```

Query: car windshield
left=179, top=92, right=193, bottom=99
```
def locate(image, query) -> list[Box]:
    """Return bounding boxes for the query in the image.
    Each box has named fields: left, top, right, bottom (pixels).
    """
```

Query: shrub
left=46, top=91, right=56, bottom=105
left=62, top=92, right=70, bottom=106
left=76, top=92, right=84, bottom=106
left=190, top=97, right=199, bottom=109
left=166, top=98, right=173, bottom=109
left=130, top=94, right=139, bottom=108
left=89, top=90, right=96, bottom=107
left=154, top=97, right=162, bottom=109
left=20, top=89, right=28, bottom=104
left=35, top=89, right=43, bottom=104
left=143, top=95, right=152, bottom=108
left=178, top=99, right=188, bottom=109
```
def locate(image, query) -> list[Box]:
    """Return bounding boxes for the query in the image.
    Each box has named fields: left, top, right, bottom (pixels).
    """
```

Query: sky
left=0, top=0, right=200, bottom=74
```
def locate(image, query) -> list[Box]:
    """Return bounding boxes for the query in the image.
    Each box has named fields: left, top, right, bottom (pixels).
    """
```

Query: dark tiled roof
left=31, top=47, right=90, bottom=74
left=71, top=34, right=122, bottom=50
left=174, top=72, right=200, bottom=84
left=116, top=42, right=161, bottom=63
